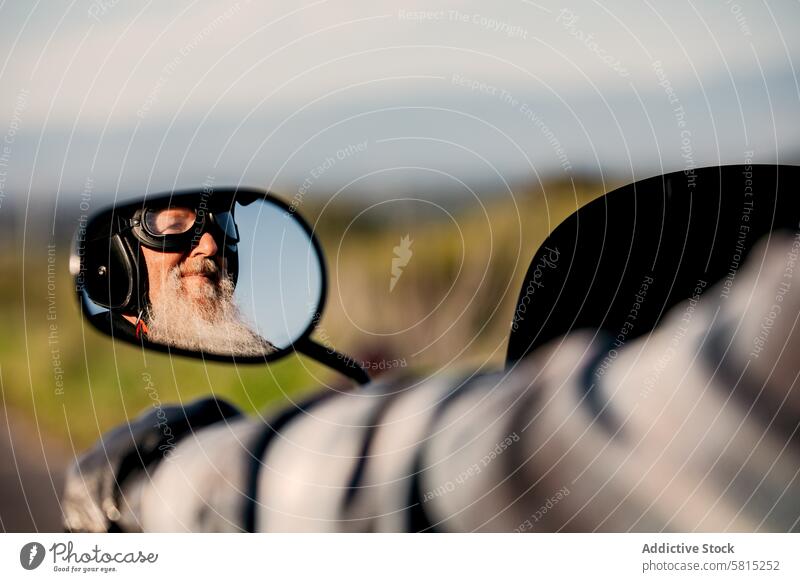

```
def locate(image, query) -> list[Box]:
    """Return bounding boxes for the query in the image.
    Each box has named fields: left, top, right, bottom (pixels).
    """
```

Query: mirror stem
left=295, top=338, right=371, bottom=385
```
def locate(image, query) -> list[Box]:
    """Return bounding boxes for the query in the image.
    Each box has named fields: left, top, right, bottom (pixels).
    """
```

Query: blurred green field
left=0, top=179, right=607, bottom=450
left=309, top=179, right=607, bottom=369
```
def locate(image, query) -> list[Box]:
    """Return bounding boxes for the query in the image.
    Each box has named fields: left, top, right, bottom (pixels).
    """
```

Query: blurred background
left=0, top=0, right=798, bottom=530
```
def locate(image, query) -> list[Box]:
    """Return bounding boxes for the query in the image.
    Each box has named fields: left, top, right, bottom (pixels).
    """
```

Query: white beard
left=146, top=259, right=275, bottom=357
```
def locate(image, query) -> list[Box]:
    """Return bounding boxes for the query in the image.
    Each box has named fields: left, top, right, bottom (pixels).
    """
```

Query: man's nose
left=190, top=232, right=219, bottom=258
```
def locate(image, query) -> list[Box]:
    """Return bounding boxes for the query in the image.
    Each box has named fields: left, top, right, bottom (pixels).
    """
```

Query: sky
left=0, top=0, right=798, bottom=210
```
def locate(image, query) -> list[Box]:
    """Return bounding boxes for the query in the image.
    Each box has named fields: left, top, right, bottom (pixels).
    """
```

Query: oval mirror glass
left=72, top=188, right=325, bottom=362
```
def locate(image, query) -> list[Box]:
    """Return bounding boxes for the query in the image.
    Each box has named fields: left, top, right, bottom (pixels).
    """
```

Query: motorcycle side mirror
left=70, top=188, right=369, bottom=385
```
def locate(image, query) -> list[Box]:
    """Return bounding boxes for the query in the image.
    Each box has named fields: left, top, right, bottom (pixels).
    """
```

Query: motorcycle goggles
left=127, top=205, right=240, bottom=252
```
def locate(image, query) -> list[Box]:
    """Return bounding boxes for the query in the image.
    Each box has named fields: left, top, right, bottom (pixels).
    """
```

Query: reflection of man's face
left=125, top=206, right=274, bottom=356
left=136, top=207, right=227, bottom=308
left=141, top=230, right=226, bottom=309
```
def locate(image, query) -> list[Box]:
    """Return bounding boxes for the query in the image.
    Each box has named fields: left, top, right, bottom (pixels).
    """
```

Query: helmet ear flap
left=82, top=232, right=148, bottom=314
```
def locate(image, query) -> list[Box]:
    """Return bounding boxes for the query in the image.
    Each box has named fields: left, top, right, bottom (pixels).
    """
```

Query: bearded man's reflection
left=91, top=204, right=275, bottom=357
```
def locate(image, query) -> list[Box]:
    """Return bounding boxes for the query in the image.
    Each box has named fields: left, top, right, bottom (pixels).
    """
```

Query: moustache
left=177, top=258, right=222, bottom=281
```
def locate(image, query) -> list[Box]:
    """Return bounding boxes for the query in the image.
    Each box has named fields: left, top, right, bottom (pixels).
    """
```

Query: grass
left=307, top=180, right=606, bottom=369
